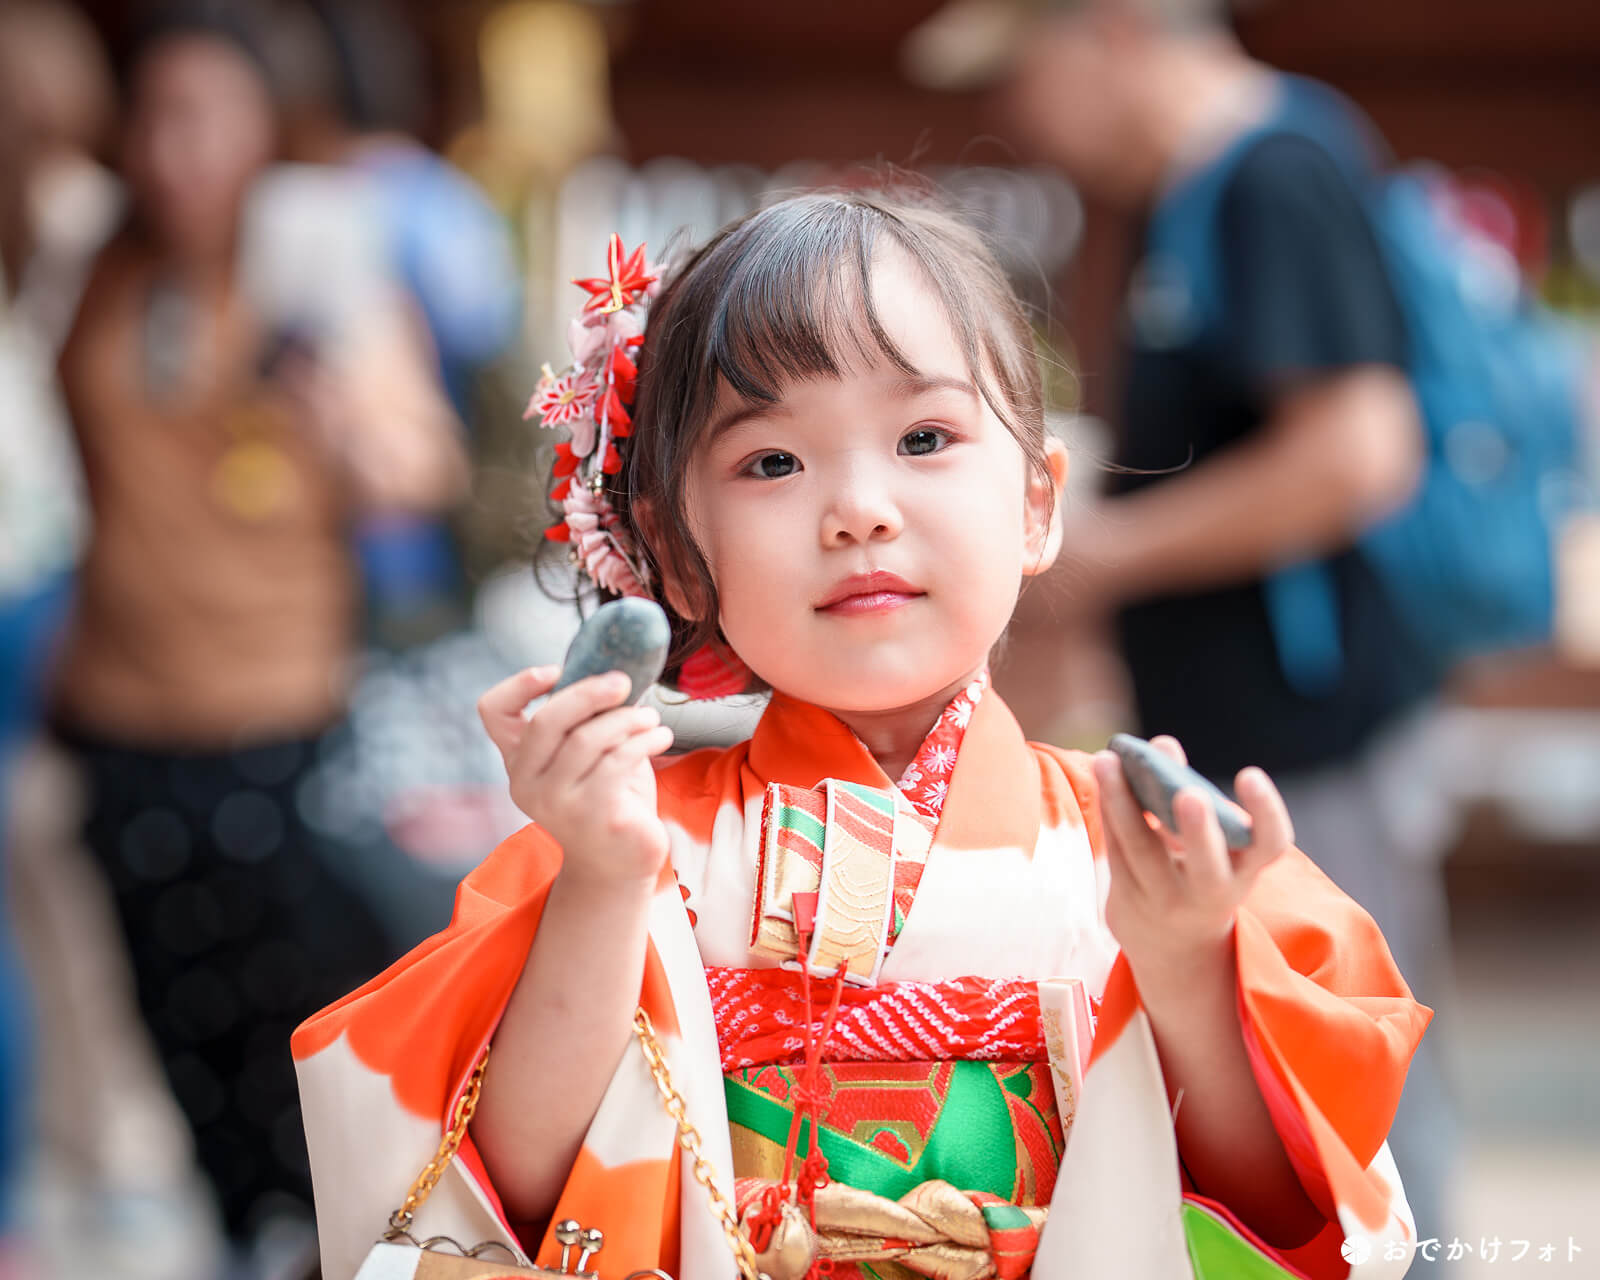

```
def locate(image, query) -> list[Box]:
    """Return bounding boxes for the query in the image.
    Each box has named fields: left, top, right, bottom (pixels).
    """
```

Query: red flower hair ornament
left=526, top=234, right=751, bottom=700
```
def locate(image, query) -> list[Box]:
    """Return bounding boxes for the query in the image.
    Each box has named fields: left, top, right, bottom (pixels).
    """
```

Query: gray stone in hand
left=1108, top=733, right=1254, bottom=851
left=552, top=597, right=671, bottom=707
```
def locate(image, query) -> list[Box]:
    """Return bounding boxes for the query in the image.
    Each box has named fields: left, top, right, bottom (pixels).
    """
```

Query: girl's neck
left=823, top=665, right=984, bottom=783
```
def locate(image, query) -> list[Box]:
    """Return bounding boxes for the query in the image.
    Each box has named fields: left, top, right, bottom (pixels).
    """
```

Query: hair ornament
left=526, top=233, right=658, bottom=599
left=528, top=234, right=754, bottom=699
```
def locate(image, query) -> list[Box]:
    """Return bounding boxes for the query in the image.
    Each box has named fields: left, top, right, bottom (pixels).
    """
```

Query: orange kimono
left=294, top=685, right=1429, bottom=1280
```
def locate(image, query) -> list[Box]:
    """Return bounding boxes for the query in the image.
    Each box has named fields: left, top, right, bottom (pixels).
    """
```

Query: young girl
left=294, top=192, right=1430, bottom=1280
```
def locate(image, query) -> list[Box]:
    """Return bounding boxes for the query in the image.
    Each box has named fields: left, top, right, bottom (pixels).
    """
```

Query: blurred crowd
left=1, top=2, right=1596, bottom=1279
left=0, top=4, right=530, bottom=1276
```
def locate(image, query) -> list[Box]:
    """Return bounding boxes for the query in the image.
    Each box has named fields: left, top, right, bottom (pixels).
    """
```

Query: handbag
left=352, top=1010, right=766, bottom=1280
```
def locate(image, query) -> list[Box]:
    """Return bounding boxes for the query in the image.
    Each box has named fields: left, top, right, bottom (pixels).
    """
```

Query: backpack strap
left=1143, top=76, right=1386, bottom=697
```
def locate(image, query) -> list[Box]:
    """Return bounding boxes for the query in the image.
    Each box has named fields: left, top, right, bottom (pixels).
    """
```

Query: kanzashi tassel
left=609, top=346, right=638, bottom=398
left=604, top=390, right=632, bottom=434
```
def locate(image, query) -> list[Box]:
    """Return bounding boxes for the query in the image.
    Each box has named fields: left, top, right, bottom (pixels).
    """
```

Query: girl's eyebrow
left=894, top=373, right=979, bottom=400
left=707, top=373, right=977, bottom=442
left=707, top=400, right=792, bottom=442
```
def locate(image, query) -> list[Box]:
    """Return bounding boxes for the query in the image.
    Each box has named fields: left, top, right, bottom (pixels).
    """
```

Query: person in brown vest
left=51, top=3, right=467, bottom=1267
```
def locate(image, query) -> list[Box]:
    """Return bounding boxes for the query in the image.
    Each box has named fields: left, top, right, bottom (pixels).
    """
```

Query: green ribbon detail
left=725, top=1061, right=1018, bottom=1201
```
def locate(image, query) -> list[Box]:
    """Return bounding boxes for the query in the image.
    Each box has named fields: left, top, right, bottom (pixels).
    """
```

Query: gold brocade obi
left=723, top=1058, right=1061, bottom=1280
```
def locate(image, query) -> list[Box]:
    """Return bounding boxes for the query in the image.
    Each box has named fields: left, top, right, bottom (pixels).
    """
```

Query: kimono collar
left=747, top=684, right=1041, bottom=855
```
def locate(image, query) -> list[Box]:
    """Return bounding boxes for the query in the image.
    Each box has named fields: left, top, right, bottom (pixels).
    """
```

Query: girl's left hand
left=1091, top=736, right=1295, bottom=981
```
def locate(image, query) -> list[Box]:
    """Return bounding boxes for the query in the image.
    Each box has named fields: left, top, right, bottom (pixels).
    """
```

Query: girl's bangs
left=703, top=201, right=923, bottom=408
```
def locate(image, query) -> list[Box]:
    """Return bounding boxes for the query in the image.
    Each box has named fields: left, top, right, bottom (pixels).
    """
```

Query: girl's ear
left=634, top=496, right=705, bottom=620
left=1022, top=435, right=1070, bottom=577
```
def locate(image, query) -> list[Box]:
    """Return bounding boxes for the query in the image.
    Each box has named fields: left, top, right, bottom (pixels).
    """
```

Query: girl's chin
left=766, top=666, right=974, bottom=715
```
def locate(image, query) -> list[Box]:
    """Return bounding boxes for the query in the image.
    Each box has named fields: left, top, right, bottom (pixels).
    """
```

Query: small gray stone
left=1108, top=733, right=1254, bottom=850
left=552, top=598, right=671, bottom=706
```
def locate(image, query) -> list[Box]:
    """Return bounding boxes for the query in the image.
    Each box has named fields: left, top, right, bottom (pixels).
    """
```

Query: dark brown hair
left=605, top=187, right=1053, bottom=693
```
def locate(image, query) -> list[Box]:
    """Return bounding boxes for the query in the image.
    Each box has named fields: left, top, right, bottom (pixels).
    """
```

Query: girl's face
left=681, top=248, right=1064, bottom=714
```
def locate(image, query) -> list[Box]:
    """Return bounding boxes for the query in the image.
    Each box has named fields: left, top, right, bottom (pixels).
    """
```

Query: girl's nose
left=820, top=472, right=904, bottom=547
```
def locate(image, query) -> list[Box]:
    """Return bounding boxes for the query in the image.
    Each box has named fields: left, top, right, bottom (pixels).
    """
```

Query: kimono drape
left=294, top=689, right=1429, bottom=1280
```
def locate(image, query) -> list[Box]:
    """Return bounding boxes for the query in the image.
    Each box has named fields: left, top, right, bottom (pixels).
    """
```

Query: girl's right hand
left=478, top=666, right=676, bottom=886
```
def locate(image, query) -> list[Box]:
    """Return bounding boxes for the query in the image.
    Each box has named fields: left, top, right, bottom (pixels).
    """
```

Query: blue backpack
left=1145, top=76, right=1589, bottom=695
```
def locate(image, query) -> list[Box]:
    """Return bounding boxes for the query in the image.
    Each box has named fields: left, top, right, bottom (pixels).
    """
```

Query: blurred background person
left=1, top=12, right=227, bottom=1280
left=0, top=0, right=123, bottom=351
left=46, top=2, right=467, bottom=1272
left=0, top=4, right=99, bottom=1263
left=283, top=0, right=523, bottom=424
left=1001, top=0, right=1461, bottom=1251
left=277, top=0, right=524, bottom=649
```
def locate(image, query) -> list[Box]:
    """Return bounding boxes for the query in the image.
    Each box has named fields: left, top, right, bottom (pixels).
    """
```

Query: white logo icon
left=1342, top=1235, right=1373, bottom=1265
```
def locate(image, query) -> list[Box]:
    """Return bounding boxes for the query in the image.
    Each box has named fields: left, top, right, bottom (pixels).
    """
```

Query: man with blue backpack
left=998, top=0, right=1581, bottom=1258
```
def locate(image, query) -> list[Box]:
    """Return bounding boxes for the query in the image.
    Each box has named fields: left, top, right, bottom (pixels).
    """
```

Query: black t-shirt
left=1111, top=133, right=1432, bottom=781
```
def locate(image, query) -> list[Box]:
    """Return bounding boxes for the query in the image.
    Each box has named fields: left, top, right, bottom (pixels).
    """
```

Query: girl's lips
left=816, top=569, right=923, bottom=609
left=818, top=590, right=922, bottom=616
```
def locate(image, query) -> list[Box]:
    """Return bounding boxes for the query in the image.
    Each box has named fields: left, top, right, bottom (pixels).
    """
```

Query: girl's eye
left=899, top=426, right=950, bottom=457
left=747, top=451, right=799, bottom=479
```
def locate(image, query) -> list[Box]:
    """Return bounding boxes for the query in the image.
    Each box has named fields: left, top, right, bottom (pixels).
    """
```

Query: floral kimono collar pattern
left=893, top=669, right=988, bottom=820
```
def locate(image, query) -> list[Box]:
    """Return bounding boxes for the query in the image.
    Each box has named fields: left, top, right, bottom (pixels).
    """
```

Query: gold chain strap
left=389, top=1048, right=491, bottom=1234
left=386, top=1015, right=765, bottom=1280
left=632, top=1008, right=765, bottom=1280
